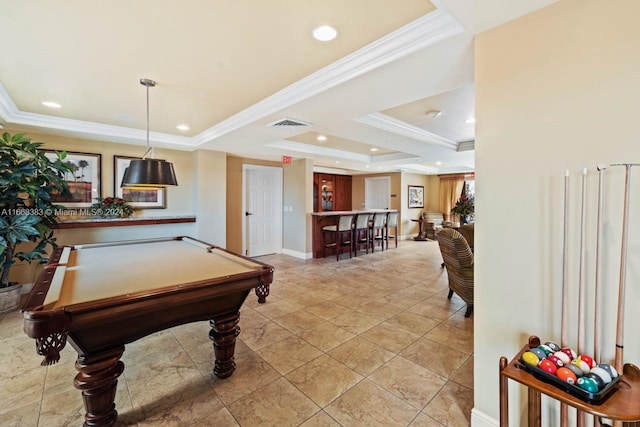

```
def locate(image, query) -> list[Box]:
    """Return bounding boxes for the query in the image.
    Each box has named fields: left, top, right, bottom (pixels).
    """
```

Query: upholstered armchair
left=436, top=228, right=474, bottom=317
left=458, top=223, right=474, bottom=250
left=424, top=211, right=445, bottom=240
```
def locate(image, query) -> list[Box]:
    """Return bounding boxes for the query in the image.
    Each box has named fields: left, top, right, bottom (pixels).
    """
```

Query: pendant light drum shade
left=121, top=158, right=177, bottom=187
left=121, top=78, right=178, bottom=188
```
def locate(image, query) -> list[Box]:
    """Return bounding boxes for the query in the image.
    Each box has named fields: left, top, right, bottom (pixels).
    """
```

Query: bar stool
left=369, top=212, right=387, bottom=252
left=385, top=211, right=398, bottom=249
left=323, top=214, right=355, bottom=261
left=352, top=213, right=371, bottom=256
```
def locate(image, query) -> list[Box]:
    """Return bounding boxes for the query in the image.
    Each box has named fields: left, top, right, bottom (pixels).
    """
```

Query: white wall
left=474, top=0, right=640, bottom=425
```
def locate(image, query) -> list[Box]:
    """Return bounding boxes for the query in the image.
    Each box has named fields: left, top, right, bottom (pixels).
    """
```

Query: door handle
left=245, top=212, right=253, bottom=216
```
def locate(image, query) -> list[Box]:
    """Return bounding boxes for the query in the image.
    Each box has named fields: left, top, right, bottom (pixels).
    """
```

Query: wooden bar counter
left=311, top=210, right=397, bottom=259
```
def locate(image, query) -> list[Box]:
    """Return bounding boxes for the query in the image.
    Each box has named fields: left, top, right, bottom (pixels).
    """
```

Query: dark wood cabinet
left=313, top=173, right=351, bottom=212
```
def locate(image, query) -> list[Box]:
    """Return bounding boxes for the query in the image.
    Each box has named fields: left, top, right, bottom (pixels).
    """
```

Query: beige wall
left=193, top=149, right=227, bottom=247
left=474, top=0, right=640, bottom=424
left=283, top=159, right=314, bottom=256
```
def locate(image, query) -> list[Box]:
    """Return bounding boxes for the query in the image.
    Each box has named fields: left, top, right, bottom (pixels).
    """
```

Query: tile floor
left=0, top=239, right=474, bottom=426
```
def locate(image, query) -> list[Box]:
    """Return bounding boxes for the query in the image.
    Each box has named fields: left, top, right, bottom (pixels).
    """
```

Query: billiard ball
left=538, top=359, right=557, bottom=375
left=522, top=351, right=540, bottom=367
left=577, top=377, right=599, bottom=393
left=597, top=363, right=619, bottom=379
left=590, top=366, right=613, bottom=384
left=561, top=347, right=577, bottom=360
left=579, top=354, right=596, bottom=369
left=537, top=344, right=554, bottom=355
left=545, top=341, right=561, bottom=352
left=585, top=372, right=605, bottom=389
left=529, top=348, right=547, bottom=360
left=557, top=367, right=578, bottom=385
left=572, top=358, right=591, bottom=375
left=553, top=351, right=571, bottom=365
left=564, top=363, right=584, bottom=378
left=547, top=355, right=564, bottom=368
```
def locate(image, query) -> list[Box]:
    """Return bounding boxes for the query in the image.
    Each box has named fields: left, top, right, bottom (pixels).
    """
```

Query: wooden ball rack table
left=499, top=336, right=640, bottom=426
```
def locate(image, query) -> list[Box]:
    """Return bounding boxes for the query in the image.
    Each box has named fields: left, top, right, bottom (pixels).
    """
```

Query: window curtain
left=439, top=174, right=465, bottom=221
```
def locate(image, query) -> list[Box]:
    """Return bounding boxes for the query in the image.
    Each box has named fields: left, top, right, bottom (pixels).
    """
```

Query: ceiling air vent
left=268, top=117, right=313, bottom=127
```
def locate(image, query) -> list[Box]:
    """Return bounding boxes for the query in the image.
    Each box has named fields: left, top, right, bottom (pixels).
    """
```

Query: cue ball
left=557, top=367, right=577, bottom=385
left=561, top=347, right=577, bottom=360
left=547, top=355, right=564, bottom=368
left=579, top=354, right=596, bottom=369
left=585, top=372, right=605, bottom=389
left=529, top=348, right=547, bottom=360
left=572, top=358, right=591, bottom=375
left=553, top=351, right=571, bottom=365
left=590, top=367, right=613, bottom=384
left=597, top=363, right=619, bottom=379
left=522, top=351, right=540, bottom=367
left=577, top=377, right=599, bottom=393
left=545, top=341, right=561, bottom=352
left=564, top=363, right=584, bottom=378
left=538, top=359, right=557, bottom=375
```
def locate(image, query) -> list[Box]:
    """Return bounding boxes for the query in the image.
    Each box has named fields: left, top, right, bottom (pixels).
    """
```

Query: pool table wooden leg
left=74, top=347, right=125, bottom=427
left=210, top=312, right=241, bottom=379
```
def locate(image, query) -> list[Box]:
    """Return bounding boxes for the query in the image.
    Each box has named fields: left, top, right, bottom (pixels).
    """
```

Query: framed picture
left=408, top=185, right=424, bottom=208
left=114, top=155, right=166, bottom=209
left=44, top=150, right=101, bottom=207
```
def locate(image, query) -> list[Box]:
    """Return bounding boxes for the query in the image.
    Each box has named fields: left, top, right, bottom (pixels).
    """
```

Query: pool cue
left=610, top=163, right=639, bottom=373
left=593, top=165, right=607, bottom=427
left=577, top=168, right=587, bottom=427
left=561, top=170, right=570, bottom=427
left=578, top=168, right=587, bottom=354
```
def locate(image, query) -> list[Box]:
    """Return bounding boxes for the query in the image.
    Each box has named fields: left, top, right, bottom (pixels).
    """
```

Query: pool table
left=22, top=236, right=274, bottom=427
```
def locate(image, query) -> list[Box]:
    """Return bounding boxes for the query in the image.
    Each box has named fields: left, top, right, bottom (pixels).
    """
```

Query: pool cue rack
left=499, top=336, right=640, bottom=426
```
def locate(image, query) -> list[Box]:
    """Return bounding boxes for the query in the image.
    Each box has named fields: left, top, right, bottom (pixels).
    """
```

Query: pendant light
left=121, top=78, right=178, bottom=187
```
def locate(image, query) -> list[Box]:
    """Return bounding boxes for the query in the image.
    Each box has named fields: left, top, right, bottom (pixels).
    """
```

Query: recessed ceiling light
left=425, top=110, right=442, bottom=119
left=436, top=161, right=442, bottom=166
left=365, top=165, right=370, bottom=168
left=335, top=161, right=340, bottom=164
left=312, top=25, right=338, bottom=41
left=370, top=148, right=379, bottom=152
left=42, top=101, right=61, bottom=108
left=317, top=135, right=327, bottom=142
left=176, top=124, right=190, bottom=131
left=465, top=117, right=476, bottom=124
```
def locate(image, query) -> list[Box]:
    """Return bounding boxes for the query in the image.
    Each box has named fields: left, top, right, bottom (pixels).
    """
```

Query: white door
left=365, top=176, right=390, bottom=209
left=243, top=165, right=283, bottom=257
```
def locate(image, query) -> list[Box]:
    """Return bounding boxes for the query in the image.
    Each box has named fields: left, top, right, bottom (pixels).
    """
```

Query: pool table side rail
left=22, top=237, right=274, bottom=366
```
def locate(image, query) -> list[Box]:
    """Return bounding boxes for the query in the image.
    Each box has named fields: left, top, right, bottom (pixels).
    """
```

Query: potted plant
left=91, top=196, right=134, bottom=218
left=451, top=191, right=475, bottom=225
left=0, top=132, right=72, bottom=313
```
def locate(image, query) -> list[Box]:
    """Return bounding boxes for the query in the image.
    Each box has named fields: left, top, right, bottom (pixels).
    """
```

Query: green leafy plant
left=451, top=191, right=475, bottom=224
left=91, top=197, right=133, bottom=218
left=0, top=132, right=72, bottom=288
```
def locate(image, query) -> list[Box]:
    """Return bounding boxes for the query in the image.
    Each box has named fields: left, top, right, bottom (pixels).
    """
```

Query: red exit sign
left=282, top=155, right=291, bottom=164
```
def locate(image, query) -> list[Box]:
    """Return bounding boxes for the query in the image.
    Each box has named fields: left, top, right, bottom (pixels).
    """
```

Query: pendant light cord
left=140, top=78, right=156, bottom=159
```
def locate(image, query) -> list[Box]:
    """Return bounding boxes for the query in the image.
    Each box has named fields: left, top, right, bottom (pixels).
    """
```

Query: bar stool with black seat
left=352, top=213, right=371, bottom=256
left=323, top=214, right=355, bottom=261
left=369, top=212, right=388, bottom=252
left=385, top=211, right=398, bottom=249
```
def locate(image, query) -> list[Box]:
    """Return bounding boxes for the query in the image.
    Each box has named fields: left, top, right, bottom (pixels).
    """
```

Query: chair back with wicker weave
left=436, top=228, right=474, bottom=317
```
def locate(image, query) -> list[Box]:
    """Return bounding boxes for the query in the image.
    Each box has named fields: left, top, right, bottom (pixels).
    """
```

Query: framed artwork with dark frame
left=44, top=150, right=101, bottom=208
left=114, top=155, right=166, bottom=209
left=408, top=185, right=424, bottom=209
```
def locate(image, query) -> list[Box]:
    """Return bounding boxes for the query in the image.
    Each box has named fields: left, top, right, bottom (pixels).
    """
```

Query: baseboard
left=281, top=248, right=312, bottom=259
left=471, top=408, right=499, bottom=427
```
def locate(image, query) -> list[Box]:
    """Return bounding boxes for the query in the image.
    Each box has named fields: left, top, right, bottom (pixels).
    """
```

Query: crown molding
left=0, top=6, right=464, bottom=150
left=267, top=140, right=372, bottom=163
left=192, top=8, right=465, bottom=146
left=355, top=112, right=458, bottom=150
